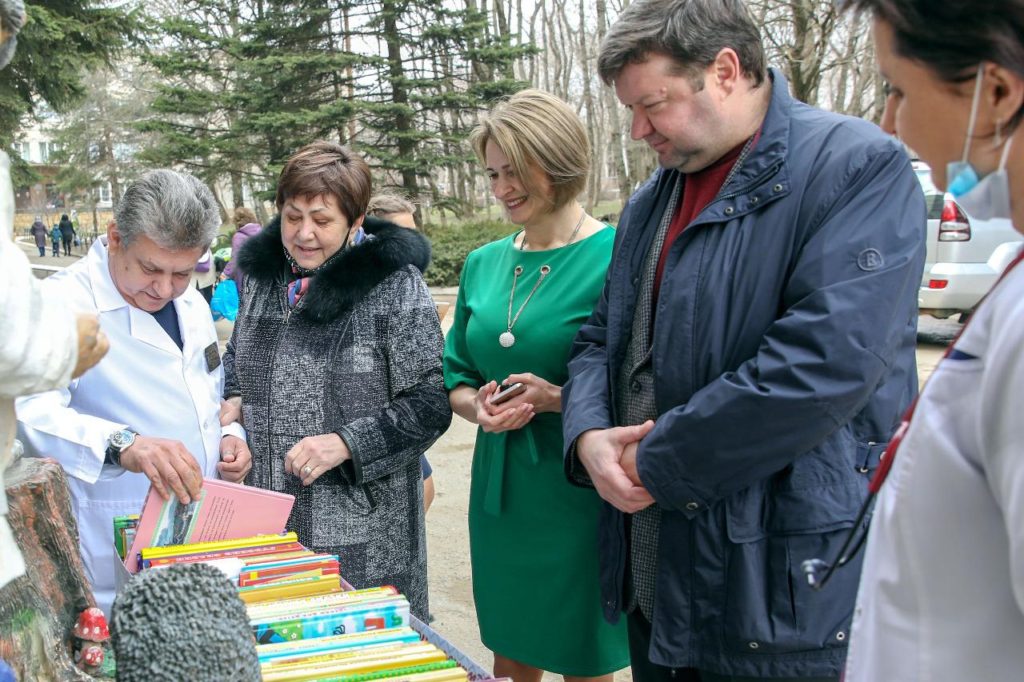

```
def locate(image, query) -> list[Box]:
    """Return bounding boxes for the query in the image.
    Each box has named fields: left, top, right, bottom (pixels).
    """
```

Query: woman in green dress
left=444, top=89, right=628, bottom=682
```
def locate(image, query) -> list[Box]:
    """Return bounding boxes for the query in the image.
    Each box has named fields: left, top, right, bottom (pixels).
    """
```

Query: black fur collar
left=237, top=214, right=432, bottom=324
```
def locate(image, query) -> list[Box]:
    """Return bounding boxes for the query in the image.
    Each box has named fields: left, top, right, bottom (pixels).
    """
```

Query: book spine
left=141, top=531, right=298, bottom=560
left=253, top=602, right=410, bottom=644
left=254, top=627, right=418, bottom=662
left=246, top=587, right=400, bottom=620
left=144, top=542, right=305, bottom=567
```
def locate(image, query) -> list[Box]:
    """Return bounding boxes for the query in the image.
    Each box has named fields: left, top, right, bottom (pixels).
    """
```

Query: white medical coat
left=846, top=256, right=1024, bottom=681
left=16, top=237, right=243, bottom=613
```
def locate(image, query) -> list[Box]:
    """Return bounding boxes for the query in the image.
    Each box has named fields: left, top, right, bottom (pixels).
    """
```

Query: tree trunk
left=596, top=0, right=634, bottom=208
left=382, top=0, right=421, bottom=219
left=230, top=171, right=244, bottom=209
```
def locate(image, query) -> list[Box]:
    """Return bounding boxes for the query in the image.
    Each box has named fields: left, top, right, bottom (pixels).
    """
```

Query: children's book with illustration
left=124, top=477, right=294, bottom=572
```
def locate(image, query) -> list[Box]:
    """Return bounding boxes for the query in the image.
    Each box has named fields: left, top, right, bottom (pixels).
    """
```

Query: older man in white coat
left=17, top=170, right=251, bottom=614
left=0, top=0, right=109, bottom=590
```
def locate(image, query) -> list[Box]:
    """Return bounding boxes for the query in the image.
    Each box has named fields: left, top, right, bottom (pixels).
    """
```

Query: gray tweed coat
left=223, top=216, right=451, bottom=617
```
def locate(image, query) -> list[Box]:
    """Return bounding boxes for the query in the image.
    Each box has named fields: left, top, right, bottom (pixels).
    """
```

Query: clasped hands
left=577, top=420, right=657, bottom=514
left=473, top=372, right=560, bottom=434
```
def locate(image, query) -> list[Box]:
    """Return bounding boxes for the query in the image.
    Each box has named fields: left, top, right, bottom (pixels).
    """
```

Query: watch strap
left=104, top=444, right=121, bottom=467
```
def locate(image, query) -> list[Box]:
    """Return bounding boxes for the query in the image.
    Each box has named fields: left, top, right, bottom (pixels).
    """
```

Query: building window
left=38, top=141, right=60, bottom=163
left=98, top=183, right=112, bottom=204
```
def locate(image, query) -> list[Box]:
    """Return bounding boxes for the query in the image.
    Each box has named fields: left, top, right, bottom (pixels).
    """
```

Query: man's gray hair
left=114, top=170, right=220, bottom=250
left=598, top=0, right=766, bottom=89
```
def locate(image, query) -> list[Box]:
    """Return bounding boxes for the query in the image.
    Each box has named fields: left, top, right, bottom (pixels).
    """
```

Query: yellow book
left=140, top=532, right=298, bottom=561
left=247, top=587, right=400, bottom=620
left=239, top=576, right=342, bottom=604
left=262, top=645, right=446, bottom=682
left=261, top=641, right=427, bottom=672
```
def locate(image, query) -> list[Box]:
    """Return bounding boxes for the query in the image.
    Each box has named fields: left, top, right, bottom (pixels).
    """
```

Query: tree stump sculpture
left=0, top=458, right=96, bottom=681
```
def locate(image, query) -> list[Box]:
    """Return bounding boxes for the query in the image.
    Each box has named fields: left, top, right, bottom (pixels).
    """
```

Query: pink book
left=124, top=478, right=294, bottom=573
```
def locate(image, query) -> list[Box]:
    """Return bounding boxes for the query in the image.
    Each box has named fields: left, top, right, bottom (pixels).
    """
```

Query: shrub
left=422, top=219, right=517, bottom=287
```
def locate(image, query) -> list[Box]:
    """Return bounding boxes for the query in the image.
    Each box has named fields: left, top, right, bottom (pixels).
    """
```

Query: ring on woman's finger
left=302, top=465, right=312, bottom=475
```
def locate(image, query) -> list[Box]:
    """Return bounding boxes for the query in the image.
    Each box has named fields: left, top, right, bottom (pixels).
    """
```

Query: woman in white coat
left=837, top=1, right=1024, bottom=680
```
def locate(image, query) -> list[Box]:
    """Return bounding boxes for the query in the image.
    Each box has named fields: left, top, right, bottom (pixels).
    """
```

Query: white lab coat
left=16, top=237, right=243, bottom=613
left=845, top=256, right=1024, bottom=681
left=0, top=150, right=78, bottom=589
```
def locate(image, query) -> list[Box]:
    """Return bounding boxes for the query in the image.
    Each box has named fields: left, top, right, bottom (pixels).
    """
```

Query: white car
left=913, top=162, right=1021, bottom=320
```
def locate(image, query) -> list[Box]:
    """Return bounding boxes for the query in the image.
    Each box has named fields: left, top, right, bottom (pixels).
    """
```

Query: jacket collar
left=88, top=237, right=131, bottom=313
left=720, top=68, right=792, bottom=195
left=238, top=214, right=432, bottom=324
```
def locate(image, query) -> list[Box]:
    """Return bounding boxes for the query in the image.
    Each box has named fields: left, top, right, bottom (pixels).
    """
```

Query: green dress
left=443, top=227, right=628, bottom=675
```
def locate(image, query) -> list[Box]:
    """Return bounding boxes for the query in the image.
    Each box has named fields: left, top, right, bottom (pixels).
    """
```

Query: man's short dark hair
left=598, top=0, right=766, bottom=89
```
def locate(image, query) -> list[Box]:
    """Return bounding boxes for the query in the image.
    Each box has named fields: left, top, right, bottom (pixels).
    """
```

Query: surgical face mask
left=946, top=65, right=1014, bottom=220
left=955, top=136, right=1014, bottom=220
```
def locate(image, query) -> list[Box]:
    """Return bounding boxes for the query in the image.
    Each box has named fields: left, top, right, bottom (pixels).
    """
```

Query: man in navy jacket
left=561, top=1, right=925, bottom=680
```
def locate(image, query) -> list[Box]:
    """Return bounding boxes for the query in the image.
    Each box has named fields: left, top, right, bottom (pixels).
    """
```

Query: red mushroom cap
left=73, top=607, right=110, bottom=642
left=82, top=644, right=105, bottom=667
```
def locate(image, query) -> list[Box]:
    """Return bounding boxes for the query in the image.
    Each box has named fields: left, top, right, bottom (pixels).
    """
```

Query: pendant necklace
left=500, top=210, right=586, bottom=348
left=501, top=264, right=550, bottom=347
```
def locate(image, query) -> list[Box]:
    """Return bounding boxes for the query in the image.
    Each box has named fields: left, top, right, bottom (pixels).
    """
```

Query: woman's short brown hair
left=470, top=89, right=590, bottom=211
left=232, top=206, right=257, bottom=227
left=275, top=141, right=372, bottom=223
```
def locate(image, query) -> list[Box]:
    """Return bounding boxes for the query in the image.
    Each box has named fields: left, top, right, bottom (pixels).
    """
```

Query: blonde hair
left=232, top=206, right=257, bottom=227
left=367, top=193, right=416, bottom=218
left=470, top=89, right=590, bottom=210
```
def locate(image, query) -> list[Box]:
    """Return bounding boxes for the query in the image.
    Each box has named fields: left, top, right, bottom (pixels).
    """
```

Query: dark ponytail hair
left=842, top=0, right=1024, bottom=130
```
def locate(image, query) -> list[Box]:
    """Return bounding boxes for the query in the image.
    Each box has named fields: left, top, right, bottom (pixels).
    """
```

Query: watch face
left=111, top=430, right=134, bottom=449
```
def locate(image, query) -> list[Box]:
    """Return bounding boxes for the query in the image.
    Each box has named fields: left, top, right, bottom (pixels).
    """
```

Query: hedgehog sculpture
left=110, top=563, right=259, bottom=681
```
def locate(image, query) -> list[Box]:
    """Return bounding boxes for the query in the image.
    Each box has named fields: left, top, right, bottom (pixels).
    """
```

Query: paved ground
left=20, top=243, right=962, bottom=677
left=16, top=235, right=91, bottom=271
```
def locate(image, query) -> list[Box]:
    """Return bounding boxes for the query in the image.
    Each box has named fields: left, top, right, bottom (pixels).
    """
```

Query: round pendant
left=499, top=331, right=516, bottom=348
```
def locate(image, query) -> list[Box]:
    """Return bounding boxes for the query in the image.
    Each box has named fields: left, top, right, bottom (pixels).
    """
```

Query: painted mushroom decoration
left=73, top=607, right=110, bottom=672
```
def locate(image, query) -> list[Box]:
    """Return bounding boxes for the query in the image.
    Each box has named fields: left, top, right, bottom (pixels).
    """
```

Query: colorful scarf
left=286, top=276, right=310, bottom=307
left=283, top=226, right=369, bottom=309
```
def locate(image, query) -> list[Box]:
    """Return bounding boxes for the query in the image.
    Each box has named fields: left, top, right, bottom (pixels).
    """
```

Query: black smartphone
left=490, top=382, right=527, bottom=405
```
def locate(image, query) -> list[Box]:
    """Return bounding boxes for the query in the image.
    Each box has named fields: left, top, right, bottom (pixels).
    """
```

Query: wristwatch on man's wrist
left=105, top=429, right=137, bottom=466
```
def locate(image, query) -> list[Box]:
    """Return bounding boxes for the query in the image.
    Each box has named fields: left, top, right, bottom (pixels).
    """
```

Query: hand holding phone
left=489, top=381, right=527, bottom=405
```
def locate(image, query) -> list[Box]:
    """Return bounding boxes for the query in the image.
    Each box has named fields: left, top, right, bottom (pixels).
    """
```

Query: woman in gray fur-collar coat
left=222, top=141, right=451, bottom=618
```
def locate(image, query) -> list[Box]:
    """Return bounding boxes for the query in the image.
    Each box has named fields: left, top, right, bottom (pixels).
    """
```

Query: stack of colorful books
left=122, top=530, right=473, bottom=682
left=133, top=532, right=345, bottom=603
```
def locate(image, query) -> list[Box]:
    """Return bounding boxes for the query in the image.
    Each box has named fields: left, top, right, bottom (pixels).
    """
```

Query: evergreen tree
left=0, top=0, right=138, bottom=183
left=50, top=67, right=151, bottom=212
left=140, top=1, right=532, bottom=217
left=358, top=1, right=532, bottom=218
